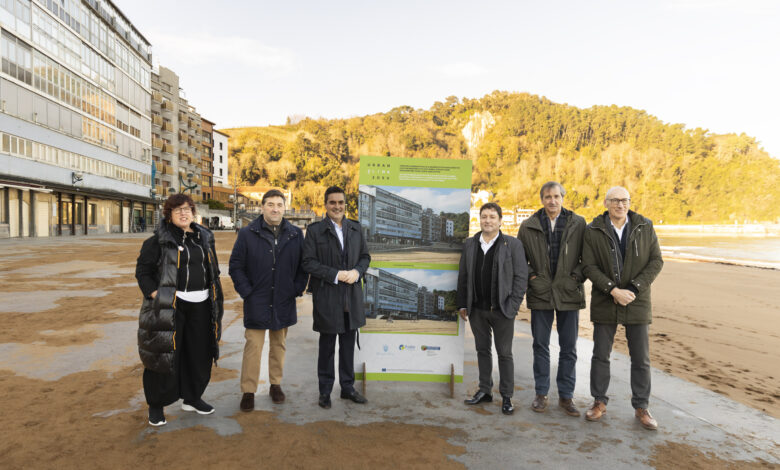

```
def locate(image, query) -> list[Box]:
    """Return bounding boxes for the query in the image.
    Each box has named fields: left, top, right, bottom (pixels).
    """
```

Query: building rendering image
left=359, top=185, right=464, bottom=251
left=1, top=0, right=155, bottom=237
left=363, top=267, right=456, bottom=322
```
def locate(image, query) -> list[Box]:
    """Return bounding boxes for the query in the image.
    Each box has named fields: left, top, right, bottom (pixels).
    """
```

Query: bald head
left=605, top=186, right=630, bottom=201
left=604, top=186, right=631, bottom=226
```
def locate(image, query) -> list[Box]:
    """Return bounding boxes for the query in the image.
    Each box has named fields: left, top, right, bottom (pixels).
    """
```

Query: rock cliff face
left=461, top=111, right=495, bottom=151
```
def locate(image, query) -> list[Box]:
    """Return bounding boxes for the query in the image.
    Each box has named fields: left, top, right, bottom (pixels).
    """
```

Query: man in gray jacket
left=518, top=182, right=586, bottom=417
left=457, top=202, right=528, bottom=415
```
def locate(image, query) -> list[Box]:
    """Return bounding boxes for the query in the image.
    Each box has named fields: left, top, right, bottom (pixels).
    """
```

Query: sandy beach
left=0, top=232, right=777, bottom=469
left=516, top=258, right=780, bottom=418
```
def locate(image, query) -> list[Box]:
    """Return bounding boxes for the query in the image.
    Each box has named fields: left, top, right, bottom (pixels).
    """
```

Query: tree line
left=222, top=91, right=780, bottom=223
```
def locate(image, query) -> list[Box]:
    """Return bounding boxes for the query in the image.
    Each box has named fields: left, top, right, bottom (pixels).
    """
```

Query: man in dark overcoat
left=302, top=186, right=371, bottom=409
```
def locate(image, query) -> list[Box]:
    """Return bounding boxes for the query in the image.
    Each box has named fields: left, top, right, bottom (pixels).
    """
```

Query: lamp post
left=179, top=171, right=198, bottom=194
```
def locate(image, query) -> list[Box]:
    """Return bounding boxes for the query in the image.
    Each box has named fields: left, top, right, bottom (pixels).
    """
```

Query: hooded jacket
left=135, top=221, right=224, bottom=374
left=582, top=211, right=663, bottom=324
left=517, top=207, right=586, bottom=311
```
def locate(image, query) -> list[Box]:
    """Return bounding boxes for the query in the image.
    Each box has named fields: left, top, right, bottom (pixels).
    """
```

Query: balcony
left=161, top=100, right=174, bottom=112
left=152, top=137, right=164, bottom=149
left=178, top=150, right=191, bottom=161
left=162, top=143, right=173, bottom=154
left=152, top=114, right=163, bottom=127
left=152, top=91, right=163, bottom=103
left=178, top=111, right=187, bottom=122
left=162, top=121, right=174, bottom=133
left=178, top=130, right=187, bottom=142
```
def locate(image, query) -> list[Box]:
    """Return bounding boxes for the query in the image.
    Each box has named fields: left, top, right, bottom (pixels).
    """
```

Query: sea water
left=659, top=236, right=780, bottom=269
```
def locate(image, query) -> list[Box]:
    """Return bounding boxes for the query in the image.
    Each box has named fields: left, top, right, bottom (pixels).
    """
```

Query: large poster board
left=356, top=155, right=472, bottom=383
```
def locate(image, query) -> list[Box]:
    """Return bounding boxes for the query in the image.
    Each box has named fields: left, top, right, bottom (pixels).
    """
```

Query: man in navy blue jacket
left=229, top=189, right=308, bottom=411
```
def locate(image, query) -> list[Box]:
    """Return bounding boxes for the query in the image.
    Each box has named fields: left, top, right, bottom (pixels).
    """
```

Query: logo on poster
left=421, top=345, right=441, bottom=351
left=383, top=344, right=389, bottom=352
left=399, top=344, right=416, bottom=351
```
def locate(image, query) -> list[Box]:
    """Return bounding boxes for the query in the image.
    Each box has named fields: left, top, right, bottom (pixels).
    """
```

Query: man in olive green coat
left=582, top=186, right=663, bottom=430
left=518, top=182, right=586, bottom=417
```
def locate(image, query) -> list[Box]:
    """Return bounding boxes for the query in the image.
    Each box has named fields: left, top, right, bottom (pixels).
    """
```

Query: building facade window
left=0, top=130, right=151, bottom=186
left=88, top=203, right=97, bottom=225
left=0, top=187, right=7, bottom=223
left=1, top=30, right=33, bottom=86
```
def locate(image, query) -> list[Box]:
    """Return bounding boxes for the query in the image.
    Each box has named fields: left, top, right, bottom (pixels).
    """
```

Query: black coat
left=135, top=222, right=224, bottom=374
left=229, top=217, right=308, bottom=330
left=302, top=217, right=371, bottom=334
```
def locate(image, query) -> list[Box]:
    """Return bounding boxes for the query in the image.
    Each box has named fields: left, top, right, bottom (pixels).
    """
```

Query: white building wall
left=213, top=131, right=229, bottom=186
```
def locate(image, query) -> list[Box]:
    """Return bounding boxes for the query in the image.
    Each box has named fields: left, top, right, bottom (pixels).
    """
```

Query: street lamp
left=179, top=171, right=198, bottom=194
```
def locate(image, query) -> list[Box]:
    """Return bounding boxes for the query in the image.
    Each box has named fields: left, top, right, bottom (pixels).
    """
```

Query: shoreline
left=655, top=224, right=780, bottom=237
left=660, top=251, right=780, bottom=271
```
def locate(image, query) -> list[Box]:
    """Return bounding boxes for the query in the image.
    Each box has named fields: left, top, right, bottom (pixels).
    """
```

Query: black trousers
left=469, top=307, right=515, bottom=397
left=143, top=298, right=213, bottom=407
left=317, top=312, right=357, bottom=395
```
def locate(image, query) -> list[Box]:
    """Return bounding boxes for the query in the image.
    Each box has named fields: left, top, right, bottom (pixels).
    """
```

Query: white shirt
left=610, top=219, right=627, bottom=241
left=479, top=232, right=499, bottom=254
left=330, top=217, right=345, bottom=249
left=549, top=215, right=559, bottom=232
left=176, top=289, right=209, bottom=302
left=330, top=217, right=345, bottom=284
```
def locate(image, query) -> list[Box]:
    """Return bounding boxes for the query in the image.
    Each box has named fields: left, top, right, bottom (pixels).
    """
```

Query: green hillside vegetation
left=221, top=91, right=780, bottom=223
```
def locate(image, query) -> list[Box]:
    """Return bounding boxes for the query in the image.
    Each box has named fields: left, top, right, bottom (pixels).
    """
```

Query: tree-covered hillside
left=222, top=91, right=780, bottom=223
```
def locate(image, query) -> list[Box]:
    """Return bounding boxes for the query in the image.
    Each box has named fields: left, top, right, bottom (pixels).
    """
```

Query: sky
left=391, top=269, right=458, bottom=291
left=118, top=0, right=780, bottom=157
left=383, top=186, right=471, bottom=214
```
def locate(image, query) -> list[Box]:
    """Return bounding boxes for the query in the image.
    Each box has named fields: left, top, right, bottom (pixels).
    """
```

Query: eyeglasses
left=172, top=207, right=193, bottom=215
left=607, top=198, right=631, bottom=206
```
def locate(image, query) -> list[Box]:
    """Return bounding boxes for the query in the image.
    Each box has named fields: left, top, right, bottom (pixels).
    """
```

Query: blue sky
left=378, top=186, right=471, bottom=214
left=390, top=268, right=458, bottom=291
left=119, top=0, right=780, bottom=157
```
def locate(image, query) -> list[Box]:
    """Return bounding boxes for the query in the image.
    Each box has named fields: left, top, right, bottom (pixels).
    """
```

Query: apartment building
left=359, top=185, right=422, bottom=244
left=150, top=65, right=204, bottom=200
left=363, top=267, right=418, bottom=320
left=0, top=0, right=154, bottom=237
left=199, top=117, right=214, bottom=202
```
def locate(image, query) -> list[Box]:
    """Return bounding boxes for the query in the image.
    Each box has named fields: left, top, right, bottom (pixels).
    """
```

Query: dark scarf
left=540, top=208, right=569, bottom=276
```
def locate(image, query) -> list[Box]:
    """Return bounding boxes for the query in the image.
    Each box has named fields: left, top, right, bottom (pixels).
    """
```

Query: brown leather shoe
left=270, top=384, right=285, bottom=404
left=585, top=401, right=607, bottom=421
left=635, top=408, right=658, bottom=430
left=531, top=394, right=548, bottom=413
left=240, top=393, right=254, bottom=412
left=559, top=398, right=581, bottom=417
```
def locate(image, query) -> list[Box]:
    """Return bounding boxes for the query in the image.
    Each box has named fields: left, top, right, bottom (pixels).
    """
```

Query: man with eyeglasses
left=582, top=186, right=663, bottom=430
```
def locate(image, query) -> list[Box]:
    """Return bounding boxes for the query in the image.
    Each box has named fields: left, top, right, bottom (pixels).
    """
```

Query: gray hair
left=539, top=181, right=566, bottom=200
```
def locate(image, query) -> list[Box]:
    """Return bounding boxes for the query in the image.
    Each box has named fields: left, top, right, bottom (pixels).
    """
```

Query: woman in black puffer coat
left=135, top=193, right=224, bottom=426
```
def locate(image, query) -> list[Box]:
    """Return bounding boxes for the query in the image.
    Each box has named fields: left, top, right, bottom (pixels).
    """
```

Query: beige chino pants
left=240, top=328, right=288, bottom=393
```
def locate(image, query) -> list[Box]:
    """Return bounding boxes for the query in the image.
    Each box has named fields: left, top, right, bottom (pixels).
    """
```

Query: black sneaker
left=148, top=406, right=166, bottom=426
left=181, top=398, right=215, bottom=415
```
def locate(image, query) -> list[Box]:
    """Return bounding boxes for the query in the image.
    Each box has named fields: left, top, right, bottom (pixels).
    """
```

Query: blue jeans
left=531, top=309, right=578, bottom=399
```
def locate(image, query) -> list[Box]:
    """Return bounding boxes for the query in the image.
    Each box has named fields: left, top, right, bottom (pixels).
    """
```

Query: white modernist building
left=212, top=129, right=228, bottom=186
left=0, top=0, right=154, bottom=238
